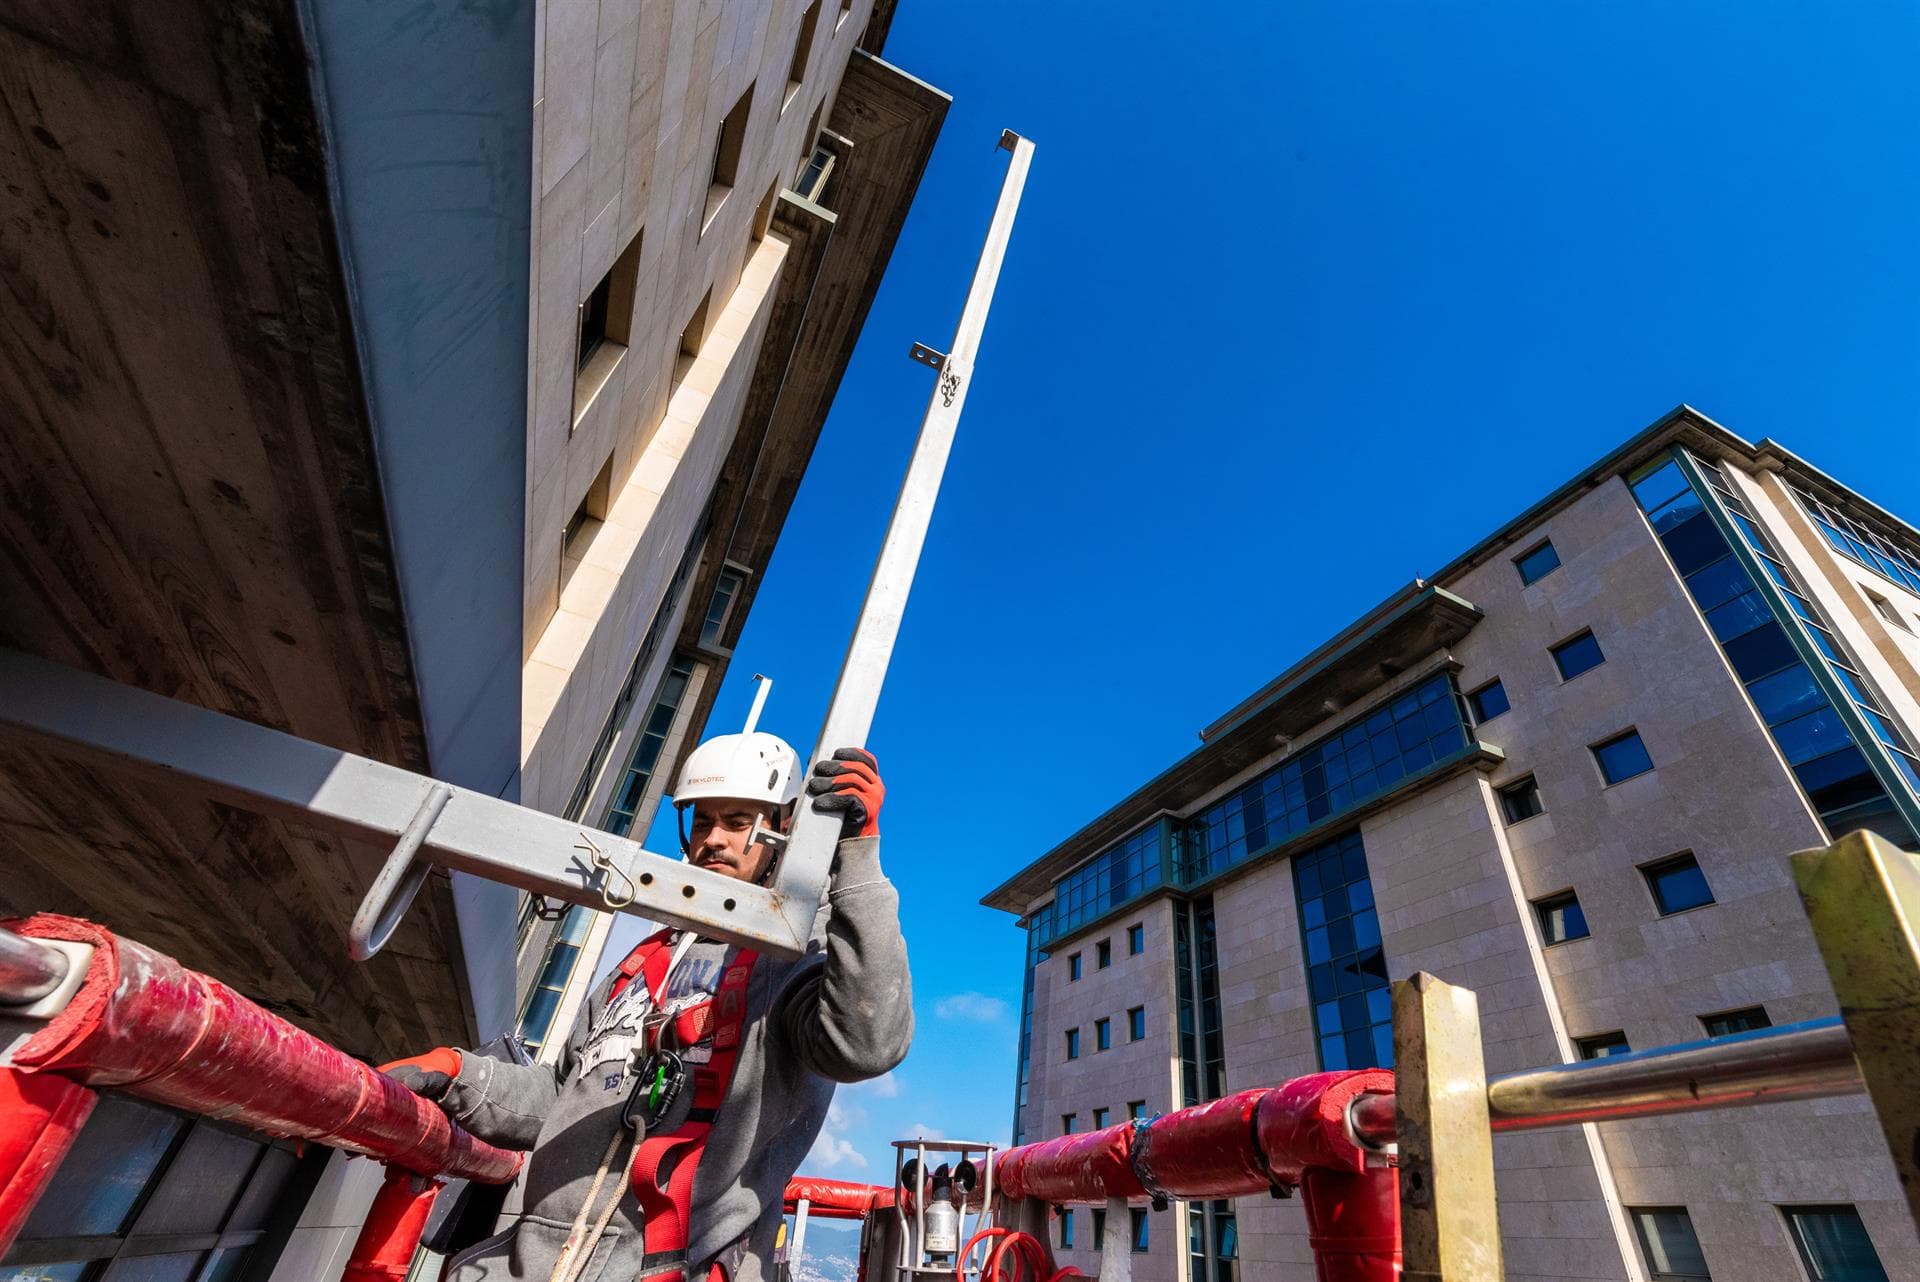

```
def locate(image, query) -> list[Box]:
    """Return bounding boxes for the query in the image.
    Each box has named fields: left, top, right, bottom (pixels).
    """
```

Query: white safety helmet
left=673, top=731, right=804, bottom=810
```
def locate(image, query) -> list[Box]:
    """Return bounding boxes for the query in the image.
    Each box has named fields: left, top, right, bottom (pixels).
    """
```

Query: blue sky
left=646, top=1, right=1920, bottom=1175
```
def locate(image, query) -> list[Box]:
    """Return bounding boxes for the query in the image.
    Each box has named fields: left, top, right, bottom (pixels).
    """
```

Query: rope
left=548, top=1123, right=639, bottom=1282
left=955, top=1226, right=1085, bottom=1282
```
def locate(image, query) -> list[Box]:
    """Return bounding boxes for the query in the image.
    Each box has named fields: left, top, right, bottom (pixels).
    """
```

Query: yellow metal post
left=1791, top=829, right=1920, bottom=1228
left=1392, top=971, right=1505, bottom=1282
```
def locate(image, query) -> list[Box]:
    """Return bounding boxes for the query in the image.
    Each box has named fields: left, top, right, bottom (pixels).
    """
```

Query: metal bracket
left=908, top=341, right=946, bottom=370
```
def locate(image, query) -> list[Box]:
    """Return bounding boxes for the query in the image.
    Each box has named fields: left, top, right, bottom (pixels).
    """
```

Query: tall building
left=0, top=0, right=942, bottom=1277
left=985, top=407, right=1920, bottom=1282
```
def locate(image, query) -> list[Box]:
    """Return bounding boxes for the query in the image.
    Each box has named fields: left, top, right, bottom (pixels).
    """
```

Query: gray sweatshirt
left=439, top=836, right=910, bottom=1282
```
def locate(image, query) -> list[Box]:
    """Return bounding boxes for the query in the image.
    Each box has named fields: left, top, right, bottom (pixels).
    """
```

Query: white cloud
left=933, top=992, right=1010, bottom=1022
left=806, top=1097, right=870, bottom=1171
left=850, top=1069, right=901, bottom=1099
left=904, top=1122, right=948, bottom=1141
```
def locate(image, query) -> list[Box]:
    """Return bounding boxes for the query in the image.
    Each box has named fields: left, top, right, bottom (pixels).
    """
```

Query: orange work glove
left=806, top=747, right=884, bottom=839
left=379, top=1047, right=461, bottom=1101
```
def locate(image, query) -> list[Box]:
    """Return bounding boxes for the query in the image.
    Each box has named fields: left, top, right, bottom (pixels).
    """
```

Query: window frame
left=1780, top=1204, right=1889, bottom=1282
left=1065, top=1028, right=1080, bottom=1061
left=1128, top=1005, right=1146, bottom=1042
left=1094, top=1017, right=1112, bottom=1052
left=1130, top=1207, right=1150, bottom=1254
left=1629, top=1205, right=1712, bottom=1281
left=1068, top=952, right=1082, bottom=982
left=1497, top=775, right=1545, bottom=825
left=1096, top=939, right=1113, bottom=969
left=1091, top=1107, right=1110, bottom=1130
left=1593, top=729, right=1655, bottom=785
left=1059, top=1209, right=1074, bottom=1250
left=1127, top=923, right=1144, bottom=955
left=1467, top=678, right=1511, bottom=724
left=1700, top=1006, right=1770, bottom=1039
left=1515, top=538, right=1563, bottom=586
left=1128, top=1100, right=1148, bottom=1120
left=1532, top=889, right=1590, bottom=945
left=1062, top=1113, right=1077, bottom=1135
left=1641, top=852, right=1715, bottom=916
left=1550, top=629, right=1607, bottom=681
left=1576, top=1030, right=1632, bottom=1060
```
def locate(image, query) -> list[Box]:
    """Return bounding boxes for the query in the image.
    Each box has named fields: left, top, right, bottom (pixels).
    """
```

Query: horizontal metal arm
left=1349, top=1015, right=1861, bottom=1145
left=0, top=650, right=811, bottom=959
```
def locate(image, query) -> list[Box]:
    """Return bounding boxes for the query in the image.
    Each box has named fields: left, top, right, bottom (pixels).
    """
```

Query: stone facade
left=992, top=412, right=1920, bottom=1281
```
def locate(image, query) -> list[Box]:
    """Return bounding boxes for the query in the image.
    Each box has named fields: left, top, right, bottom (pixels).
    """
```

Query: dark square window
left=1723, top=620, right=1799, bottom=683
left=1551, top=631, right=1606, bottom=680
left=1069, top=953, right=1082, bottom=982
left=1092, top=1107, right=1110, bottom=1129
left=1129, top=1006, right=1146, bottom=1041
left=576, top=271, right=613, bottom=372
left=1467, top=679, right=1510, bottom=724
left=1516, top=540, right=1562, bottom=585
left=1499, top=776, right=1545, bottom=824
left=1630, top=1206, right=1710, bottom=1280
left=1128, top=1100, right=1147, bottom=1120
left=1065, top=1029, right=1080, bottom=1060
left=1661, top=512, right=1733, bottom=578
left=1128, top=923, right=1145, bottom=955
left=1643, top=853, right=1714, bottom=915
left=1062, top=1113, right=1077, bottom=1135
left=1093, top=1209, right=1106, bottom=1247
left=1701, top=1006, right=1770, bottom=1038
left=1059, top=1210, right=1074, bottom=1250
left=1131, top=1208, right=1149, bottom=1253
left=1783, top=1206, right=1889, bottom=1282
left=1095, top=1018, right=1111, bottom=1051
left=1097, top=940, right=1112, bottom=969
left=1577, top=1030, right=1632, bottom=1060
left=1534, top=890, right=1589, bottom=944
left=1594, top=730, right=1654, bottom=784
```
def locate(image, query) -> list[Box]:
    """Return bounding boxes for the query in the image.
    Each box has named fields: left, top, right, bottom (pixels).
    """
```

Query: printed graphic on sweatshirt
left=576, top=945, right=725, bottom=1089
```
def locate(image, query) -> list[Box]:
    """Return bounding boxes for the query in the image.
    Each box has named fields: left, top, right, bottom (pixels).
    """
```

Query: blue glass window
left=1593, top=730, right=1654, bottom=784
left=1131, top=1208, right=1149, bottom=1253
left=1643, top=853, right=1713, bottom=915
left=1467, top=679, right=1509, bottom=723
left=1062, top=1113, right=1077, bottom=1134
left=1701, top=1007, right=1769, bottom=1038
left=1095, top=1018, right=1112, bottom=1051
left=1577, top=1031, right=1631, bottom=1059
left=1039, top=824, right=1165, bottom=947
left=1296, top=831, right=1392, bottom=1070
left=1128, top=923, right=1144, bottom=954
left=1129, top=1006, right=1146, bottom=1040
left=1065, top=1029, right=1080, bottom=1060
left=1784, top=1206, right=1890, bottom=1282
left=1631, top=1207, right=1709, bottom=1279
left=1551, top=631, right=1606, bottom=680
left=1059, top=1211, right=1074, bottom=1250
left=1534, top=890, right=1588, bottom=944
left=1498, top=776, right=1544, bottom=823
left=1069, top=952, right=1082, bottom=981
left=1515, top=540, right=1562, bottom=585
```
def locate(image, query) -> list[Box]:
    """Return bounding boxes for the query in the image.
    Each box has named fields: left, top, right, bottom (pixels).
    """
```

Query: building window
left=1297, top=831, right=1392, bottom=1071
left=1059, top=1210, right=1074, bottom=1250
left=1092, top=1209, right=1106, bottom=1248
left=1629, top=1206, right=1711, bottom=1280
left=1065, top=1028, right=1080, bottom=1060
left=1782, top=1206, right=1889, bottom=1282
left=1096, top=939, right=1112, bottom=969
left=1864, top=588, right=1912, bottom=634
left=0, top=1093, right=320, bottom=1280
left=1068, top=952, right=1082, bottom=982
left=561, top=452, right=615, bottom=592
left=1129, top=1006, right=1146, bottom=1041
left=1515, top=539, right=1562, bottom=585
left=602, top=660, right=696, bottom=838
left=1642, top=852, right=1714, bottom=915
left=1467, top=678, right=1510, bottom=724
left=1062, top=1113, right=1076, bottom=1135
left=1095, top=1018, right=1112, bottom=1051
left=1789, top=478, right=1920, bottom=599
left=573, top=231, right=642, bottom=421
left=783, top=0, right=820, bottom=109
left=1533, top=890, right=1589, bottom=944
left=1498, top=776, right=1545, bottom=824
left=1189, top=1200, right=1238, bottom=1282
left=1092, top=1107, right=1110, bottom=1130
left=1180, top=672, right=1472, bottom=886
left=520, top=903, right=597, bottom=1048
left=1593, top=729, right=1654, bottom=784
left=703, top=84, right=754, bottom=229
left=1128, top=923, right=1144, bottom=955
left=1577, top=1030, right=1632, bottom=1060
left=1551, top=630, right=1606, bottom=680
left=1131, top=1208, right=1149, bottom=1253
left=1701, top=1006, right=1770, bottom=1038
left=675, top=286, right=714, bottom=381
left=1038, top=823, right=1166, bottom=948
left=698, top=565, right=749, bottom=649
left=1128, top=1100, right=1148, bottom=1120
left=1173, top=896, right=1225, bottom=1106
left=794, top=142, right=837, bottom=203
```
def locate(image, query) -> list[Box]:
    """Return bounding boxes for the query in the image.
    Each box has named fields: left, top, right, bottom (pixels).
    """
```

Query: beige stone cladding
left=1025, top=897, right=1183, bottom=1281
left=522, top=0, right=873, bottom=806
left=1444, top=466, right=1920, bottom=1280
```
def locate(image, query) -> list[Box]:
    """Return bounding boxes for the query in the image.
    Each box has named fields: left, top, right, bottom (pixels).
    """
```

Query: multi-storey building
left=0, top=0, right=941, bottom=1277
left=985, top=407, right=1920, bottom=1282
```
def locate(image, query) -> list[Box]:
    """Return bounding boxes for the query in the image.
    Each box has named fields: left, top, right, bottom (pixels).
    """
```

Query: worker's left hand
left=807, top=747, right=883, bottom=838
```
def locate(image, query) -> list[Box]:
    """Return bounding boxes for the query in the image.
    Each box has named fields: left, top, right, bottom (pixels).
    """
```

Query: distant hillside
left=788, top=1219, right=863, bottom=1282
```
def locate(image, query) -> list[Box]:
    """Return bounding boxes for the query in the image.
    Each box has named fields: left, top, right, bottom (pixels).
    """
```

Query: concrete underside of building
left=990, top=407, right=1920, bottom=1281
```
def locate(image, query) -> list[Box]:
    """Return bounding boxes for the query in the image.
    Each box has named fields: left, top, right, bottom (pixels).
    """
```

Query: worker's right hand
left=378, top=1047, right=461, bottom=1102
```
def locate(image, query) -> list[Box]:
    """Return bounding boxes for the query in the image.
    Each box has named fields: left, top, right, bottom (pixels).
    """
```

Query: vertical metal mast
left=767, top=130, right=1035, bottom=942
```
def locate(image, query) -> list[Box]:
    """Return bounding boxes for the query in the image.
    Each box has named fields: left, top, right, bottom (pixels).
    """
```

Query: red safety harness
left=607, top=930, right=759, bottom=1282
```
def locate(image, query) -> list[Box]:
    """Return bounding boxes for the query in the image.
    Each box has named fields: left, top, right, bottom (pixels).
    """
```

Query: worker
left=380, top=733, right=909, bottom=1282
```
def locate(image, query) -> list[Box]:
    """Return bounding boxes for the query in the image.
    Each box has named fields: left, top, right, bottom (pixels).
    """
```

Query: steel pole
left=768, top=131, right=1034, bottom=945
left=1349, top=1016, right=1861, bottom=1146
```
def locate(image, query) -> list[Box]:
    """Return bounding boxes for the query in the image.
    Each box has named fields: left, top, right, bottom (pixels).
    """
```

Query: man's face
left=687, top=798, right=784, bottom=883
